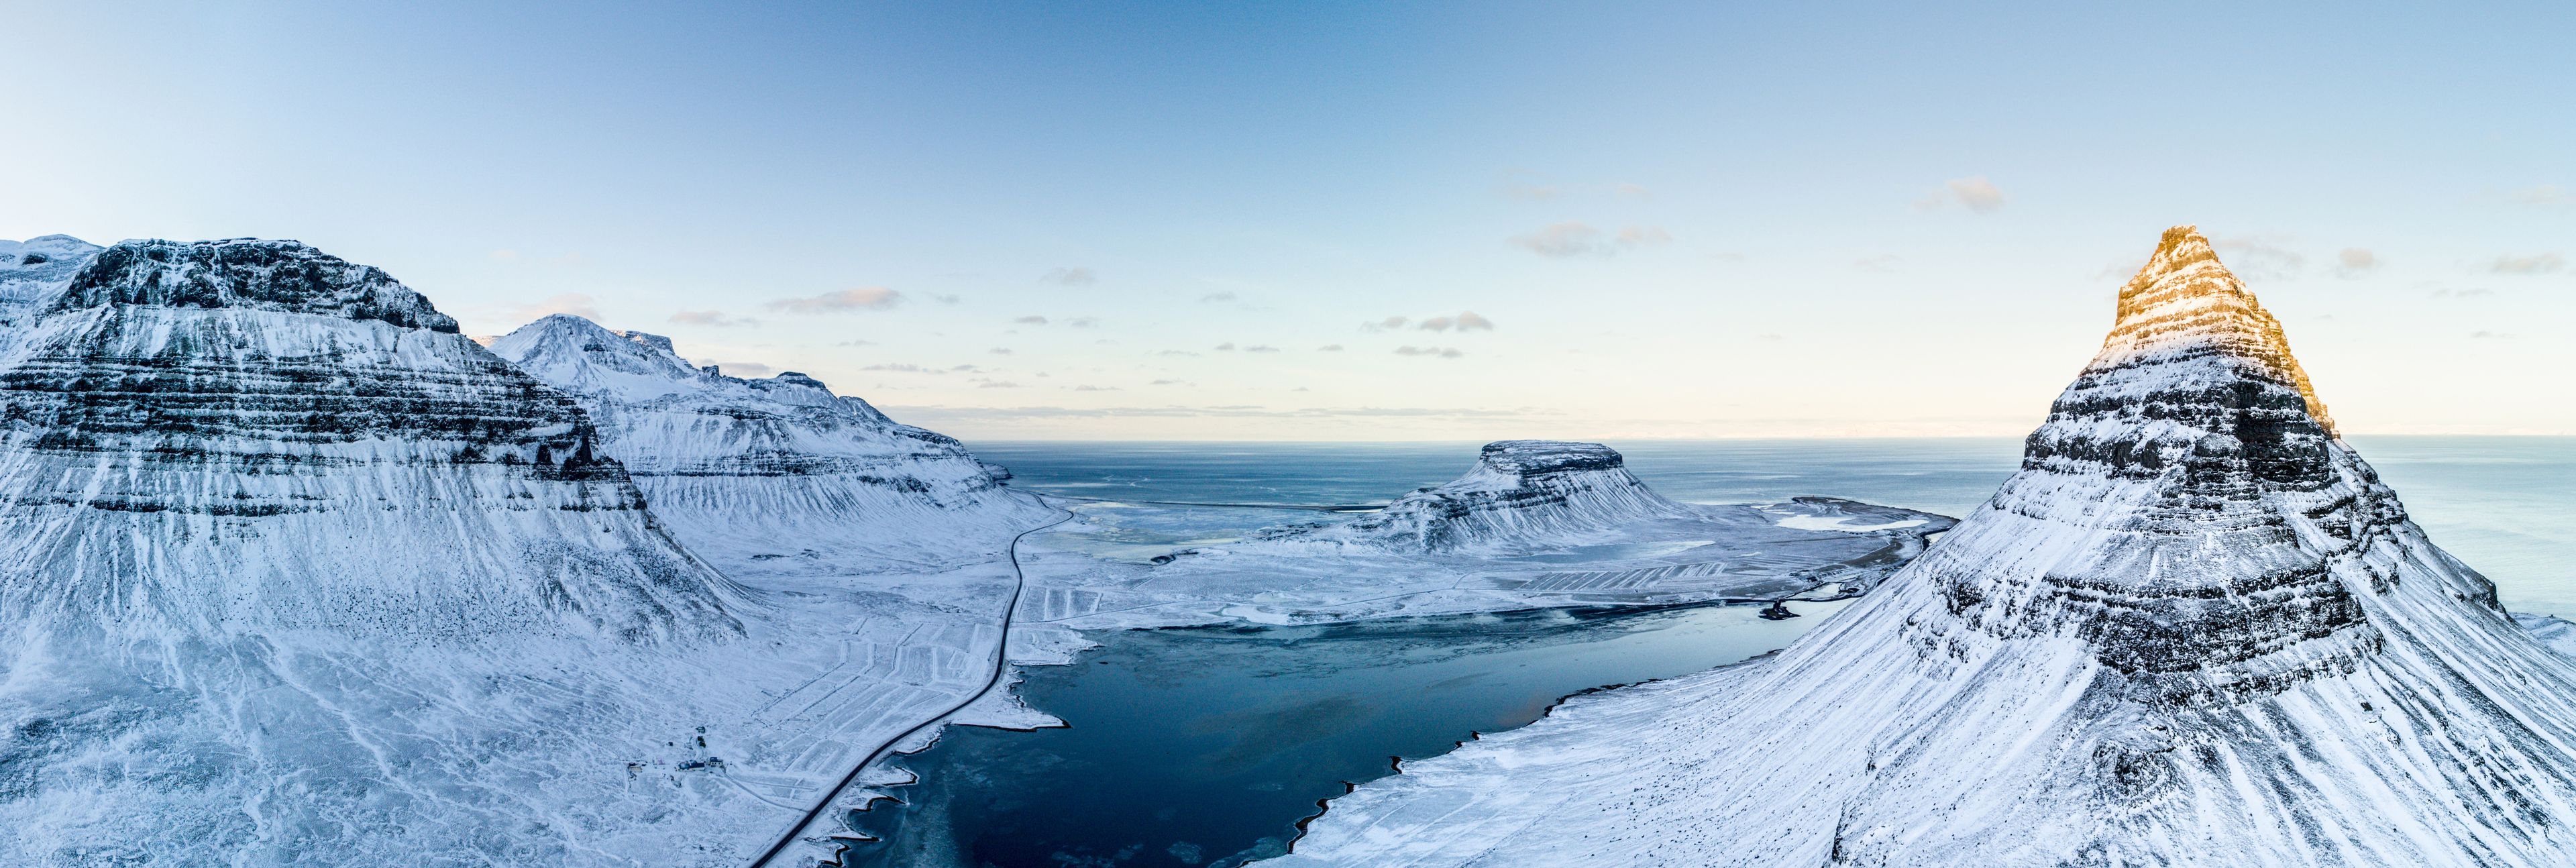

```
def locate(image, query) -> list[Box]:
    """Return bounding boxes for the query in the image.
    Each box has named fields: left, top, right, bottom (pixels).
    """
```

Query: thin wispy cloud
left=1394, top=345, right=1464, bottom=358
left=989, top=347, right=1014, bottom=355
left=1508, top=221, right=1672, bottom=258
left=1013, top=315, right=1049, bottom=325
left=1199, top=291, right=1238, bottom=303
left=1067, top=317, right=1100, bottom=327
left=767, top=286, right=902, bottom=313
left=669, top=309, right=757, bottom=327
left=1853, top=254, right=1902, bottom=272
left=1042, top=266, right=1097, bottom=286
left=1243, top=345, right=1281, bottom=353
left=1318, top=343, right=1344, bottom=351
left=2493, top=253, right=2565, bottom=274
left=2332, top=248, right=2379, bottom=278
left=1214, top=342, right=1236, bottom=351
left=1416, top=311, right=1495, bottom=332
left=862, top=363, right=947, bottom=374
left=1949, top=176, right=2006, bottom=213
left=2510, top=184, right=2569, bottom=206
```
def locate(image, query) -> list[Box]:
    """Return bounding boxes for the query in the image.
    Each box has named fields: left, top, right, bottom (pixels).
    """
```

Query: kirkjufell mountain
left=1274, top=226, right=2576, bottom=867
left=490, top=313, right=1049, bottom=569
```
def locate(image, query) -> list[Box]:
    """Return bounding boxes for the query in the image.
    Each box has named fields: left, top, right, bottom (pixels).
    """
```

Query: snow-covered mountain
left=0, top=234, right=103, bottom=343
left=0, top=237, right=741, bottom=641
left=489, top=313, right=1048, bottom=569
left=1306, top=440, right=1701, bottom=551
left=1273, top=226, right=2576, bottom=867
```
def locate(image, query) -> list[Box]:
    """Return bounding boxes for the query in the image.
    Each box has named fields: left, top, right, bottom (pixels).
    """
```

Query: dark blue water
left=848, top=602, right=1845, bottom=868
left=857, top=437, right=2576, bottom=867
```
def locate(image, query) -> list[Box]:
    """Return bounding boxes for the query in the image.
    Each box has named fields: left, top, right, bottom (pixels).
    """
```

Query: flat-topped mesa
left=1328, top=440, right=1691, bottom=551
left=56, top=238, right=460, bottom=332
left=0, top=239, right=739, bottom=642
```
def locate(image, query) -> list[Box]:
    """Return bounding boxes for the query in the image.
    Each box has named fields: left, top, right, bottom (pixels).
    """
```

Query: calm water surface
left=857, top=438, right=2573, bottom=866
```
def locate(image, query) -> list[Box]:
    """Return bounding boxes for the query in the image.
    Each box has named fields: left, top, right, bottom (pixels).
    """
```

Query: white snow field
left=1268, top=227, right=2576, bottom=867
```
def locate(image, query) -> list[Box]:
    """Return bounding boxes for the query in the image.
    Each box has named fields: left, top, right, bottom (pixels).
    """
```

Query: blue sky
left=4, top=1, right=2569, bottom=439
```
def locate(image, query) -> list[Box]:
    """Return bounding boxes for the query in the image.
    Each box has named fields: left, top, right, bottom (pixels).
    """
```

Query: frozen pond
left=848, top=600, right=1846, bottom=867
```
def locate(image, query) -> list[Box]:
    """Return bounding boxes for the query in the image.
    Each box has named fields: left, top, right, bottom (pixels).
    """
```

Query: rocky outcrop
left=0, top=234, right=103, bottom=339
left=490, top=313, right=1044, bottom=569
left=1316, top=440, right=1696, bottom=551
left=1275, top=227, right=2576, bottom=867
left=0, top=238, right=740, bottom=642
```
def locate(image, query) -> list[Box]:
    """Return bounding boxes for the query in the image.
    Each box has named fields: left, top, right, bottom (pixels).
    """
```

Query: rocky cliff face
left=490, top=313, right=1043, bottom=569
left=1316, top=440, right=1696, bottom=551
left=1275, top=227, right=2576, bottom=867
left=0, top=238, right=739, bottom=642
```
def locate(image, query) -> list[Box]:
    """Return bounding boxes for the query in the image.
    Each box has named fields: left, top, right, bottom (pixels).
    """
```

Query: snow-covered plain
left=1269, top=227, right=2576, bottom=867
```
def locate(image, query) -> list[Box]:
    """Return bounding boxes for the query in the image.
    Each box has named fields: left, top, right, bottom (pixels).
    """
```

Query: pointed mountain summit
left=1274, top=227, right=2576, bottom=867
left=0, top=238, right=740, bottom=641
left=490, top=313, right=1046, bottom=569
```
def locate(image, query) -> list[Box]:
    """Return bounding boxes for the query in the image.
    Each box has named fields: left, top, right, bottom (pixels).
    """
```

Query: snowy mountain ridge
left=1272, top=226, right=2576, bottom=867
left=491, top=312, right=1044, bottom=570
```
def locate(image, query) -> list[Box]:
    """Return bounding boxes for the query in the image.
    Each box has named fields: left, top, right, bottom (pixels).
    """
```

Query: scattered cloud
left=1148, top=379, right=1187, bottom=386
left=507, top=293, right=602, bottom=323
left=2210, top=236, right=2304, bottom=281
left=1416, top=311, right=1496, bottom=332
left=1013, top=315, right=1049, bottom=325
left=989, top=347, right=1014, bottom=355
left=930, top=293, right=962, bottom=305
left=1946, top=176, right=2006, bottom=213
left=1041, top=267, right=1097, bottom=286
left=975, top=380, right=1023, bottom=388
left=2492, top=253, right=2565, bottom=274
left=2470, top=330, right=2514, bottom=339
left=669, top=309, right=757, bottom=327
left=767, top=286, right=902, bottom=313
left=1318, top=343, right=1344, bottom=351
left=1067, top=317, right=1100, bottom=328
left=2511, top=184, right=2570, bottom=206
left=1152, top=350, right=1199, bottom=358
left=1214, top=342, right=1236, bottom=351
left=1508, top=221, right=1672, bottom=258
left=1243, top=345, right=1281, bottom=353
left=1199, top=291, right=1238, bottom=303
left=1394, top=345, right=1464, bottom=359
left=862, top=363, right=946, bottom=374
left=2332, top=248, right=2379, bottom=278
left=1072, top=384, right=1120, bottom=391
left=1362, top=316, right=1409, bottom=331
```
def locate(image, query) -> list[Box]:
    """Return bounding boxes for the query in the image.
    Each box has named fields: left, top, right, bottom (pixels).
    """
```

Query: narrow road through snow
left=746, top=498, right=1073, bottom=867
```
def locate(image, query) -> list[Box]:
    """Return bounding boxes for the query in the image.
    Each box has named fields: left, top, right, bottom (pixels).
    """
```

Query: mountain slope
left=489, top=313, right=1047, bottom=570
left=1272, top=226, right=2576, bottom=867
left=0, top=234, right=103, bottom=345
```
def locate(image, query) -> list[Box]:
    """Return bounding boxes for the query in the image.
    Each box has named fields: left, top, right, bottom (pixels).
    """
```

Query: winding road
left=745, top=499, right=1073, bottom=868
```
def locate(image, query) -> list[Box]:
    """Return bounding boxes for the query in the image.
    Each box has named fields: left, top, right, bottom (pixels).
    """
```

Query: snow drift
left=1273, top=226, right=2576, bottom=867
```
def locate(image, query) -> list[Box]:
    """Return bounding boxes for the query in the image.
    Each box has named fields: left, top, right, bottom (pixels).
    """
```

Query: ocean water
left=975, top=437, right=2575, bottom=612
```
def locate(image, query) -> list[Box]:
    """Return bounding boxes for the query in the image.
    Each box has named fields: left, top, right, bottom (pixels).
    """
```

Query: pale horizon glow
left=4, top=3, right=2571, bottom=440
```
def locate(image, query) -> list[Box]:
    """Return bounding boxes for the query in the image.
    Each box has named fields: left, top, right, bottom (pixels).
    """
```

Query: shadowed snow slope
left=1301, top=440, right=1699, bottom=551
left=490, top=313, right=1049, bottom=569
left=1272, top=226, right=2576, bottom=867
